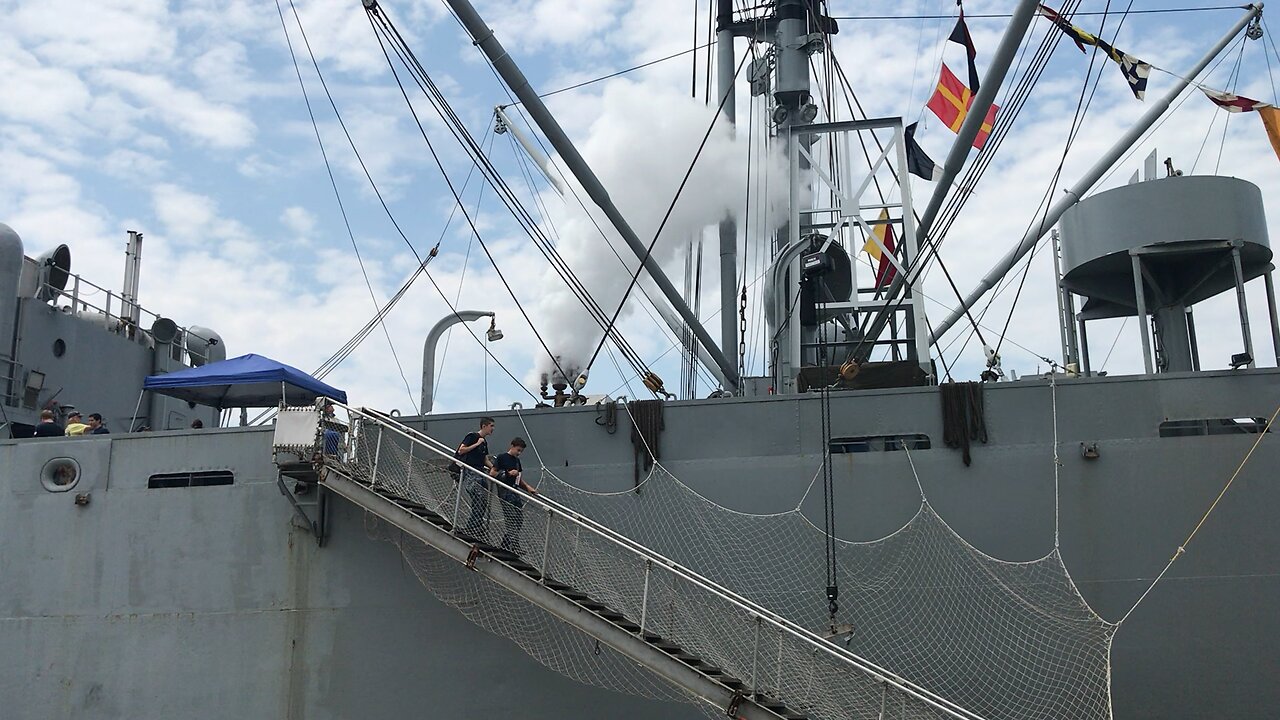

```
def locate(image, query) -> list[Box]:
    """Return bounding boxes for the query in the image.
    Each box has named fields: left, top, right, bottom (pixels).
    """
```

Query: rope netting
left=335, top=408, right=1114, bottom=720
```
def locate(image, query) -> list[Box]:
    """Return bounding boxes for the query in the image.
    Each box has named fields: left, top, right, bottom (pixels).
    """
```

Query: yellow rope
left=1119, top=401, right=1280, bottom=625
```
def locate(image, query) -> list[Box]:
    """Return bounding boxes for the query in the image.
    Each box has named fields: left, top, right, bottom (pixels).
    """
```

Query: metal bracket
left=725, top=691, right=745, bottom=717
left=276, top=474, right=328, bottom=546
left=466, top=545, right=482, bottom=569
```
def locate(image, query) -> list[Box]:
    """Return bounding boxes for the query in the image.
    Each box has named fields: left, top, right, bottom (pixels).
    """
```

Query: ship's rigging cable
left=1263, top=16, right=1280, bottom=102
left=990, top=1, right=1131, bottom=362
left=578, top=48, right=752, bottom=382
left=816, top=290, right=840, bottom=623
left=279, top=0, right=539, bottom=407
left=365, top=8, right=662, bottom=391
left=1050, top=372, right=1061, bottom=548
left=369, top=5, right=673, bottom=393
left=833, top=5, right=1250, bottom=21
left=273, top=0, right=417, bottom=410
left=1117, top=401, right=1280, bottom=626
left=513, top=41, right=717, bottom=103
left=433, top=138, right=489, bottom=397
left=366, top=13, right=582, bottom=388
left=1188, top=36, right=1249, bottom=173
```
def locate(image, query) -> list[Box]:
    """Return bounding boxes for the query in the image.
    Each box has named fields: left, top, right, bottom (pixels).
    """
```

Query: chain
left=738, top=284, right=748, bottom=381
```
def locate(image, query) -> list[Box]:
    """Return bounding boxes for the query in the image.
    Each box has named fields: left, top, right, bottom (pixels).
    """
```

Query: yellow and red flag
left=926, top=64, right=998, bottom=150
left=862, top=209, right=897, bottom=287
left=1259, top=107, right=1280, bottom=164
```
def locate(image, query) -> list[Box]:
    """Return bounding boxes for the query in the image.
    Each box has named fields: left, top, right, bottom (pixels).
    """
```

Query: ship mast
left=715, top=0, right=739, bottom=377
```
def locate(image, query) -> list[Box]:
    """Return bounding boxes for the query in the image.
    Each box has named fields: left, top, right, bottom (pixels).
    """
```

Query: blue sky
left=3, top=0, right=1280, bottom=413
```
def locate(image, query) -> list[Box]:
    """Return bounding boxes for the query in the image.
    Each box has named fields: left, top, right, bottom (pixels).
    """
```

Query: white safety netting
left=336, top=411, right=1114, bottom=720
left=545, top=469, right=1116, bottom=720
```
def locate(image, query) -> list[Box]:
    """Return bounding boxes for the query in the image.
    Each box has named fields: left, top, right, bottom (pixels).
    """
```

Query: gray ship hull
left=3, top=368, right=1277, bottom=718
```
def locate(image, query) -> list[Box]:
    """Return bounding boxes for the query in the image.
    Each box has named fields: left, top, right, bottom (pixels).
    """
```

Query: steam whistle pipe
left=928, top=3, right=1263, bottom=343
left=716, top=0, right=739, bottom=377
left=422, top=310, right=494, bottom=414
left=425, top=0, right=741, bottom=390
left=494, top=106, right=568, bottom=195
left=856, top=0, right=1039, bottom=360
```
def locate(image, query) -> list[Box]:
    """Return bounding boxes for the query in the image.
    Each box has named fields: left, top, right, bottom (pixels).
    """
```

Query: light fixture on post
left=421, top=310, right=498, bottom=414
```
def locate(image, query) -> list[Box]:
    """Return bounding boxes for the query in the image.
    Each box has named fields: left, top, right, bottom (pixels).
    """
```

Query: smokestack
left=0, top=223, right=23, bottom=363
left=122, top=230, right=143, bottom=330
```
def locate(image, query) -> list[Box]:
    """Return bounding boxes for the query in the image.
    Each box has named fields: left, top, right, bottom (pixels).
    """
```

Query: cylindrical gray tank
left=0, top=223, right=24, bottom=360
left=1060, top=175, right=1271, bottom=318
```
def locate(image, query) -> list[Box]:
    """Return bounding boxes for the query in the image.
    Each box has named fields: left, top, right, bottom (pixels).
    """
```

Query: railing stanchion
left=638, top=559, right=652, bottom=636
left=405, top=441, right=415, bottom=498
left=750, top=616, right=761, bottom=692
left=539, top=509, right=553, bottom=583
left=451, top=474, right=465, bottom=534
left=371, top=427, right=383, bottom=487
left=776, top=631, right=784, bottom=698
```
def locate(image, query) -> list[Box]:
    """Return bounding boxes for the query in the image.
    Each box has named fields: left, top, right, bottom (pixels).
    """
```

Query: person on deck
left=490, top=437, right=538, bottom=553
left=320, top=401, right=343, bottom=456
left=33, top=410, right=63, bottom=437
left=457, top=417, right=495, bottom=537
left=86, top=413, right=110, bottom=435
left=64, top=412, right=89, bottom=436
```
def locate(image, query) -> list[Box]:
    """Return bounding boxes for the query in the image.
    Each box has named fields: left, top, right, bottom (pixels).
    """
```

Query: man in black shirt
left=86, top=413, right=110, bottom=435
left=33, top=410, right=63, bottom=437
left=490, top=437, right=538, bottom=552
left=456, top=417, right=495, bottom=537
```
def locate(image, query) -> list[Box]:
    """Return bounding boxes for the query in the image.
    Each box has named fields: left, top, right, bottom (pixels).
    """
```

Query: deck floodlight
left=486, top=318, right=504, bottom=342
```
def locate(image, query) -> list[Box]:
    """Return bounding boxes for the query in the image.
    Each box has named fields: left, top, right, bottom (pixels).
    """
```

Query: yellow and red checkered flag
left=926, top=64, right=998, bottom=150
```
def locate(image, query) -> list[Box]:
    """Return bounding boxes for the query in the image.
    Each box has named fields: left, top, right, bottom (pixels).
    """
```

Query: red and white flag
left=1201, top=88, right=1272, bottom=113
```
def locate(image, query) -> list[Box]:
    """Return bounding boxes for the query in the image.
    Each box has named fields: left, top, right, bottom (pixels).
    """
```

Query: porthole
left=40, top=457, right=81, bottom=492
left=52, top=339, right=66, bottom=357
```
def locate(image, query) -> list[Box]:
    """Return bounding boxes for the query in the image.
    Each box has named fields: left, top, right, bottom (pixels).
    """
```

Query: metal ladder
left=273, top=403, right=985, bottom=720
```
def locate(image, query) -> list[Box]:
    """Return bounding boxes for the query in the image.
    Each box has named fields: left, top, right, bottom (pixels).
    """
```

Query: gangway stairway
left=272, top=403, right=986, bottom=720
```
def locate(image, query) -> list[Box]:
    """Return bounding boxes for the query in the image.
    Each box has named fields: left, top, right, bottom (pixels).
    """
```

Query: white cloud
left=281, top=206, right=317, bottom=237
left=6, top=0, right=178, bottom=69
left=0, top=47, right=92, bottom=128
left=96, top=69, right=257, bottom=148
left=101, top=148, right=167, bottom=180
left=151, top=184, right=224, bottom=243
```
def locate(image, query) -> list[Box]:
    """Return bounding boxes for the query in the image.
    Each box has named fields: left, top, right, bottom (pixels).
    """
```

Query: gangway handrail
left=336, top=401, right=985, bottom=720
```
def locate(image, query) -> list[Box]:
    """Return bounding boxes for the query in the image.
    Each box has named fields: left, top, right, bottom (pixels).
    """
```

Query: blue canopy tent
left=143, top=353, right=348, bottom=408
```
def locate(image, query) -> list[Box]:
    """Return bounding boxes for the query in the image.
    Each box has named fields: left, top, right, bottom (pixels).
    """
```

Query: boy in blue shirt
left=490, top=437, right=537, bottom=552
